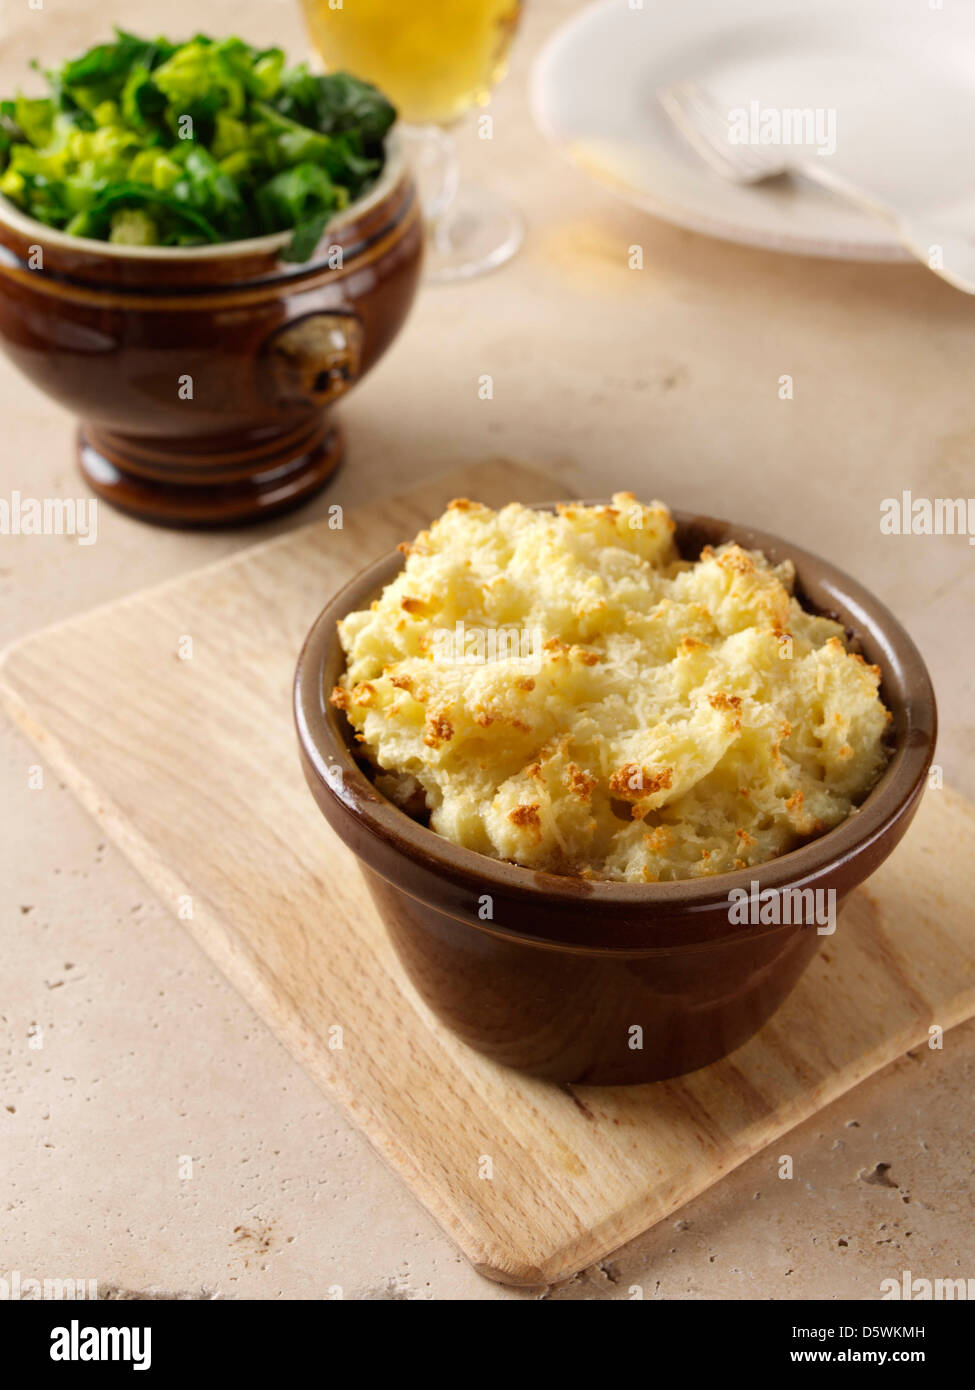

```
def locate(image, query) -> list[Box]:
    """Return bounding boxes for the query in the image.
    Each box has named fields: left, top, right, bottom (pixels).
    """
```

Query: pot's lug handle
left=263, top=311, right=364, bottom=409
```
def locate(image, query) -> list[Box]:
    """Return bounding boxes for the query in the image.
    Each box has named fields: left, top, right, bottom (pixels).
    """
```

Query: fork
left=658, top=80, right=975, bottom=294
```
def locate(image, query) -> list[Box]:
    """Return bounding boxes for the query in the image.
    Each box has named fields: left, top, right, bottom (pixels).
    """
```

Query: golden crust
left=333, top=496, right=891, bottom=882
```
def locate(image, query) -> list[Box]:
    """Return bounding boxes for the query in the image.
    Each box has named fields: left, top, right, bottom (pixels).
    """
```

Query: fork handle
left=795, top=158, right=975, bottom=293
left=891, top=224, right=975, bottom=294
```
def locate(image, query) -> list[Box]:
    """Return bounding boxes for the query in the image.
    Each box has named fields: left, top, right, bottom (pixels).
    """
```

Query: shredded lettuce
left=0, top=29, right=396, bottom=261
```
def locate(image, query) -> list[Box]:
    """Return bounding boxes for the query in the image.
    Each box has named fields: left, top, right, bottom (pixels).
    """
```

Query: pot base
left=78, top=416, right=343, bottom=528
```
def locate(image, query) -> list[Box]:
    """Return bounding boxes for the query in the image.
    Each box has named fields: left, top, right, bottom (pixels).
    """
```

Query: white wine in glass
left=299, top=0, right=525, bottom=281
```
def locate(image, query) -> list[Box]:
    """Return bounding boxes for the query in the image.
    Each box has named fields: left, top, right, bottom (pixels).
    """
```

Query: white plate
left=532, top=0, right=975, bottom=262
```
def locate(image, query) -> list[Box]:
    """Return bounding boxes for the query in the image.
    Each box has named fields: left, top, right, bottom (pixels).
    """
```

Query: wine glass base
left=425, top=184, right=524, bottom=283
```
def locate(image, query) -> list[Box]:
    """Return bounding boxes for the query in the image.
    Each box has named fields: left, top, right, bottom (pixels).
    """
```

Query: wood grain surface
left=2, top=459, right=973, bottom=1286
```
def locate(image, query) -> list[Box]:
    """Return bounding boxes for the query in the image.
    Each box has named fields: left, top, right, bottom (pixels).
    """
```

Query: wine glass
left=299, top=0, right=525, bottom=282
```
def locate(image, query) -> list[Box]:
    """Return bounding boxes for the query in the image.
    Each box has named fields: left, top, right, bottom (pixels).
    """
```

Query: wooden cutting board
left=3, top=459, right=974, bottom=1286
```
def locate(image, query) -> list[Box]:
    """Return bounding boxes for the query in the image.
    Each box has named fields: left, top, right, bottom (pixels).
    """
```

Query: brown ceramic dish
left=295, top=507, right=937, bottom=1085
left=0, top=137, right=421, bottom=527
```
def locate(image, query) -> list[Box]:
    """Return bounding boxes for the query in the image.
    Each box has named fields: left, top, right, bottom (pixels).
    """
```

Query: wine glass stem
left=398, top=119, right=524, bottom=283
left=400, top=123, right=461, bottom=230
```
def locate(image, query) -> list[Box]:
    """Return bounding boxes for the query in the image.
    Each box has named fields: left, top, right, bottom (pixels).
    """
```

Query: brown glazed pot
left=295, top=509, right=937, bottom=1085
left=0, top=138, right=421, bottom=526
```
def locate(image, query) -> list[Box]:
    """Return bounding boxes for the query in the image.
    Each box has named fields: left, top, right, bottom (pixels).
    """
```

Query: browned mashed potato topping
left=331, top=495, right=892, bottom=882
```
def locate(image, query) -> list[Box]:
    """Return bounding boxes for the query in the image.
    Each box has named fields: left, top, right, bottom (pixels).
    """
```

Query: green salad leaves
left=0, top=30, right=396, bottom=261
